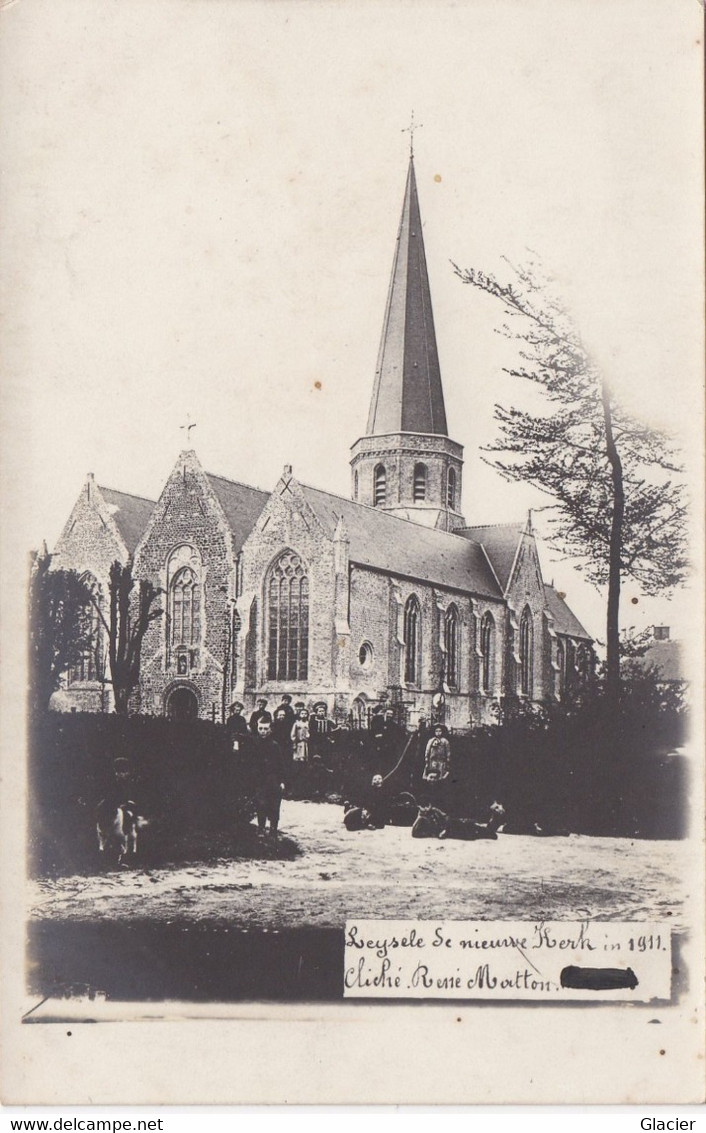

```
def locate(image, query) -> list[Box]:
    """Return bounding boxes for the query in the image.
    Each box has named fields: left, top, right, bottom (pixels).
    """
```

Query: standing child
left=291, top=708, right=310, bottom=763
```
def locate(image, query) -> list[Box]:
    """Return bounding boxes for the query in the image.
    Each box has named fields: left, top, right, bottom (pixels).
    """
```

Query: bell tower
left=350, top=154, right=465, bottom=531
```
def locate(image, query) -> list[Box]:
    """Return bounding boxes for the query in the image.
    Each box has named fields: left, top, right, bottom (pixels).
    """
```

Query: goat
left=95, top=798, right=140, bottom=867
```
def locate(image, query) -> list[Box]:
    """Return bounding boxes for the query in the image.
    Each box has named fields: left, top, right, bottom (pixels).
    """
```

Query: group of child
left=226, top=694, right=338, bottom=765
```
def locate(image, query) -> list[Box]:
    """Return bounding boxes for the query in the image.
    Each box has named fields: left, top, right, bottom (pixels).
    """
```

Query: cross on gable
left=180, top=416, right=197, bottom=443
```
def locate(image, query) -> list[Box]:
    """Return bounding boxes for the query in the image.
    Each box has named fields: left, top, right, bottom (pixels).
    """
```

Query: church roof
left=98, top=487, right=156, bottom=555
left=455, top=523, right=524, bottom=592
left=299, top=483, right=501, bottom=598
left=206, top=474, right=270, bottom=554
left=366, top=158, right=448, bottom=437
left=544, top=584, right=592, bottom=641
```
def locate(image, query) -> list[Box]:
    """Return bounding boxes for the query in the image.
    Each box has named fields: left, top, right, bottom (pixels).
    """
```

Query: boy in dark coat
left=249, top=697, right=269, bottom=734
left=226, top=700, right=249, bottom=754
left=248, top=716, right=288, bottom=838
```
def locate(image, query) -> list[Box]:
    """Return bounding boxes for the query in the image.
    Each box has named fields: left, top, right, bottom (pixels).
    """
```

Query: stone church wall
left=52, top=478, right=128, bottom=583
left=347, top=565, right=505, bottom=730
left=348, top=566, right=394, bottom=706
left=236, top=479, right=339, bottom=709
left=133, top=453, right=236, bottom=720
left=49, top=478, right=129, bottom=713
left=504, top=532, right=551, bottom=703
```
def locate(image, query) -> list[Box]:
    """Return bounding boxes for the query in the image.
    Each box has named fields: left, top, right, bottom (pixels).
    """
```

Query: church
left=50, top=155, right=592, bottom=729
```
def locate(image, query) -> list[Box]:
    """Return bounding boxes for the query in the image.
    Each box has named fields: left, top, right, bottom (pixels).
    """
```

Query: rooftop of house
left=626, top=637, right=685, bottom=683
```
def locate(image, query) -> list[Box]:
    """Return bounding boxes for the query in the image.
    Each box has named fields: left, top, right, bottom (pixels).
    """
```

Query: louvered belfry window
left=413, top=463, right=427, bottom=502
left=447, top=466, right=457, bottom=510
left=374, top=464, right=387, bottom=506
left=267, top=550, right=309, bottom=681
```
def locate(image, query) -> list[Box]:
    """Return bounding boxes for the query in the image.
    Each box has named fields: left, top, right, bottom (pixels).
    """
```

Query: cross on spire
left=402, top=110, right=423, bottom=159
left=180, top=415, right=197, bottom=445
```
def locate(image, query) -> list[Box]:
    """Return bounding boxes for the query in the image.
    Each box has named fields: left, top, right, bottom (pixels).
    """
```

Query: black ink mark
left=560, top=965, right=638, bottom=991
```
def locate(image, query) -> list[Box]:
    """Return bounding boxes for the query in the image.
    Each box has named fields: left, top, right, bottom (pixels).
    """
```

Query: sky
left=2, top=0, right=703, bottom=645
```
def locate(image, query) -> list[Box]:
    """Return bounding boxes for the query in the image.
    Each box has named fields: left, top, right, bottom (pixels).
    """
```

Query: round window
left=358, top=641, right=373, bottom=669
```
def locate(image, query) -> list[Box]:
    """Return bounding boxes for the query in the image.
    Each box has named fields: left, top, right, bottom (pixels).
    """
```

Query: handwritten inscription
left=343, top=920, right=671, bottom=1001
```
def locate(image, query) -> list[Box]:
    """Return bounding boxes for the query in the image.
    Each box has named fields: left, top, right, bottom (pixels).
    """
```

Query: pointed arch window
left=166, top=546, right=203, bottom=668
left=444, top=604, right=459, bottom=687
left=447, top=467, right=457, bottom=510
left=267, top=549, right=309, bottom=681
left=354, top=471, right=359, bottom=500
left=556, top=638, right=566, bottom=698
left=565, top=639, right=576, bottom=696
left=413, top=463, right=427, bottom=502
left=576, top=643, right=591, bottom=685
left=69, top=573, right=101, bottom=683
left=404, top=594, right=421, bottom=685
left=519, top=606, right=534, bottom=697
left=170, top=567, right=201, bottom=647
left=374, top=464, right=387, bottom=506
left=480, top=611, right=495, bottom=694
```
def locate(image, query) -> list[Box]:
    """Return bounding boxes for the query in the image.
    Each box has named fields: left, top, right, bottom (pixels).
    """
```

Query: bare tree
left=454, top=256, right=688, bottom=699
left=28, top=548, right=95, bottom=716
left=90, top=560, right=163, bottom=715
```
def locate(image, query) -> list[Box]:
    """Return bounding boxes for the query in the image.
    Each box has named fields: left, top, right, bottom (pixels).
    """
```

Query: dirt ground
left=28, top=800, right=690, bottom=931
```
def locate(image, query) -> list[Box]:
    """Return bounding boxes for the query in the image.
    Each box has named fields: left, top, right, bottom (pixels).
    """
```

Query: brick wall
left=350, top=433, right=465, bottom=531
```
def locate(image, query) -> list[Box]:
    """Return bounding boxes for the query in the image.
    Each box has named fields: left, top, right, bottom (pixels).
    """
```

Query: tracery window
left=166, top=545, right=203, bottom=663
left=480, top=611, right=495, bottom=694
left=374, top=464, right=387, bottom=506
left=444, top=604, right=459, bottom=687
left=170, top=567, right=201, bottom=647
left=519, top=606, right=534, bottom=697
left=267, top=549, right=309, bottom=681
left=447, top=467, right=457, bottom=510
left=413, top=463, right=427, bottom=502
left=69, top=573, right=101, bottom=683
left=404, top=594, right=421, bottom=685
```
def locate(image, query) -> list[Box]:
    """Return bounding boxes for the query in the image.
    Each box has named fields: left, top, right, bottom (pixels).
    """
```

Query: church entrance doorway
left=165, top=685, right=199, bottom=722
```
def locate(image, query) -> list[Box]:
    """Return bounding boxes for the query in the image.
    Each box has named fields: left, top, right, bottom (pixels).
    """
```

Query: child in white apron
left=291, top=709, right=310, bottom=762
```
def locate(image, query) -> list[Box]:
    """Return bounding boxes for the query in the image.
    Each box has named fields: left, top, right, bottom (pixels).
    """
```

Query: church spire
left=366, top=156, right=448, bottom=437
left=351, top=149, right=464, bottom=532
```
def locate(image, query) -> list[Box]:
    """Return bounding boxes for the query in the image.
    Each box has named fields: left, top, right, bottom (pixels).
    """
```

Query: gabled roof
left=299, top=483, right=501, bottom=598
left=629, top=640, right=684, bottom=683
left=455, top=523, right=524, bottom=592
left=366, top=157, right=448, bottom=437
left=206, top=473, right=270, bottom=554
left=544, top=584, right=592, bottom=641
left=98, top=487, right=156, bottom=555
